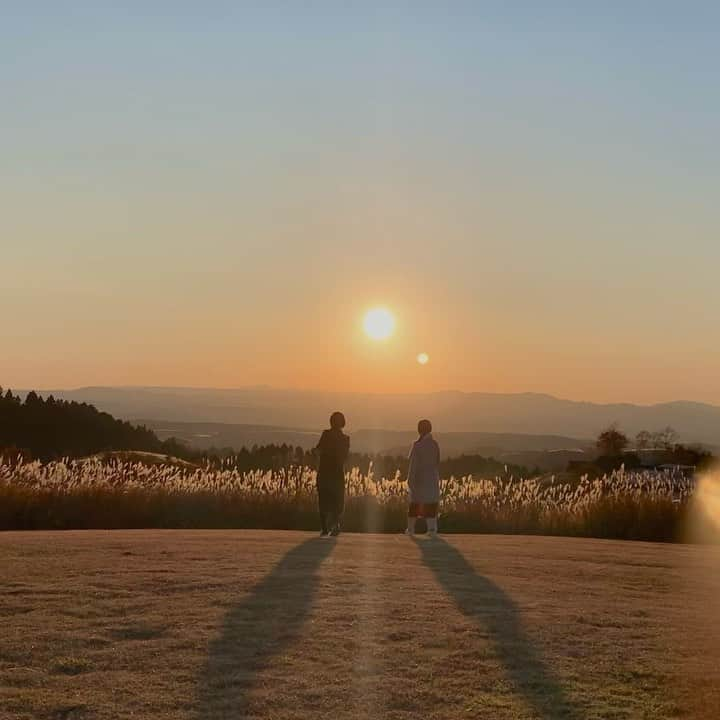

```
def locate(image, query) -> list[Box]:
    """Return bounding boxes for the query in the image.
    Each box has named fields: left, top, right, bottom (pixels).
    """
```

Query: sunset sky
left=3, top=4, right=719, bottom=404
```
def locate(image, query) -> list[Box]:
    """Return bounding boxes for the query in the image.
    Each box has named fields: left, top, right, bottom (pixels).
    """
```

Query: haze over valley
left=23, top=386, right=720, bottom=457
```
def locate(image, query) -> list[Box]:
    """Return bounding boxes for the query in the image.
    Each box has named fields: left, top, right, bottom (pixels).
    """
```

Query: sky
left=3, top=3, right=719, bottom=404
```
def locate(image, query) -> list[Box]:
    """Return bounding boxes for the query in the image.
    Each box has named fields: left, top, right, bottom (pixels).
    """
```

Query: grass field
left=2, top=531, right=720, bottom=720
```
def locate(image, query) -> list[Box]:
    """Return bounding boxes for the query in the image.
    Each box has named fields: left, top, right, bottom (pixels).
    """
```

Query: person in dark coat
left=316, top=411, right=350, bottom=537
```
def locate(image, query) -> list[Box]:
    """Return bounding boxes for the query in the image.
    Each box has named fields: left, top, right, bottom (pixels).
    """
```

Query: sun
left=363, top=307, right=396, bottom=341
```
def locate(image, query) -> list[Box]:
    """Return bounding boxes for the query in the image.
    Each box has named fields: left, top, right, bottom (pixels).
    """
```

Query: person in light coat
left=406, top=419, right=440, bottom=536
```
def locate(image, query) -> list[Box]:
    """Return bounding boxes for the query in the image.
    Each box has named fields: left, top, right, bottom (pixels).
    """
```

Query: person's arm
left=314, top=431, right=328, bottom=468
left=407, top=443, right=417, bottom=487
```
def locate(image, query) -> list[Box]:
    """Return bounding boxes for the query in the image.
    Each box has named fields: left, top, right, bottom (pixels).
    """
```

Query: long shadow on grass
left=197, top=537, right=334, bottom=719
left=415, top=537, right=583, bottom=719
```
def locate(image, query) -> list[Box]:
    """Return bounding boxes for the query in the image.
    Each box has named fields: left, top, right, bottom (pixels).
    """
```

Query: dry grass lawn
left=2, top=530, right=720, bottom=719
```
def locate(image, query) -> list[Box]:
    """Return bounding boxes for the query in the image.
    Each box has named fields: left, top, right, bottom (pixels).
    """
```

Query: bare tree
left=596, top=424, right=629, bottom=456
left=652, top=426, right=678, bottom=450
left=635, top=430, right=653, bottom=450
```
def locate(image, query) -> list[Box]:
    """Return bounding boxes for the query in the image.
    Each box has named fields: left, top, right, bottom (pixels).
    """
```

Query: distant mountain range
left=18, top=385, right=720, bottom=448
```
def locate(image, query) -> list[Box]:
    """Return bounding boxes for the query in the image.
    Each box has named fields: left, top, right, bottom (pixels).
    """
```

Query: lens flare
left=687, top=470, right=720, bottom=543
left=417, top=352, right=429, bottom=365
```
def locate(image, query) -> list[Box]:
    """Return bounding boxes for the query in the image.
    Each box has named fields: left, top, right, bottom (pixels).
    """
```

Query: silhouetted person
left=406, top=418, right=440, bottom=536
left=316, top=411, right=350, bottom=537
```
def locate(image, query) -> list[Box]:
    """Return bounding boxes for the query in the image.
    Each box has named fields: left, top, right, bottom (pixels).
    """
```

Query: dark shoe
left=329, top=525, right=341, bottom=537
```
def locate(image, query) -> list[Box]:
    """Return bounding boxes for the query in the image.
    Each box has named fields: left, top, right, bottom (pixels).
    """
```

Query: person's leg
left=406, top=503, right=419, bottom=535
left=329, top=478, right=345, bottom=536
left=317, top=483, right=330, bottom=535
left=336, top=478, right=345, bottom=532
left=425, top=503, right=439, bottom=535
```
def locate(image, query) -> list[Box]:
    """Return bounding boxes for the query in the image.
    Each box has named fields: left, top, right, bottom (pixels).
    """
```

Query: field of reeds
left=2, top=455, right=711, bottom=542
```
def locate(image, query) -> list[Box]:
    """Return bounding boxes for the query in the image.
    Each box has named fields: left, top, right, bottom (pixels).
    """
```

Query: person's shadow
left=415, top=537, right=583, bottom=719
left=197, top=537, right=334, bottom=718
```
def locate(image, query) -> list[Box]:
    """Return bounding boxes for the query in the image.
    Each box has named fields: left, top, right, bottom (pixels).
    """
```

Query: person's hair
left=418, top=419, right=432, bottom=436
left=330, top=411, right=346, bottom=429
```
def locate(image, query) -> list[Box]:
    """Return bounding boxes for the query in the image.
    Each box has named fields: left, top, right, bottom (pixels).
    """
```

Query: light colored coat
left=407, top=433, right=440, bottom=503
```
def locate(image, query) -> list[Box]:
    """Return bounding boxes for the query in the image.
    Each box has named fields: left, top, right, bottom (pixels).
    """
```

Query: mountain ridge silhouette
left=16, top=386, right=720, bottom=447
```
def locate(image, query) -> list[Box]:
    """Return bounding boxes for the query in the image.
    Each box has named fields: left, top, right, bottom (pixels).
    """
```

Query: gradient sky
left=3, top=3, right=719, bottom=403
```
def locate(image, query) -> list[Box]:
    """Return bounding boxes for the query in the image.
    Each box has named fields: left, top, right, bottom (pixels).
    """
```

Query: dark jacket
left=316, top=428, right=350, bottom=485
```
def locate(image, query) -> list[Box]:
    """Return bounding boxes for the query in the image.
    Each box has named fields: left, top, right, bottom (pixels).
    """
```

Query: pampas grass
left=0, top=456, right=696, bottom=541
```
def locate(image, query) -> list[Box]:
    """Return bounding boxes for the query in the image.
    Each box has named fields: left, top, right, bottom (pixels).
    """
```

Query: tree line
left=0, top=387, right=185, bottom=462
left=594, top=424, right=714, bottom=473
left=212, top=445, right=528, bottom=479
